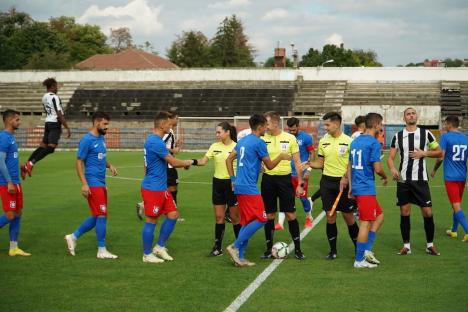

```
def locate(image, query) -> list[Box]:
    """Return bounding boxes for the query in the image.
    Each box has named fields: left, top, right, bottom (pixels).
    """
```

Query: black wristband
left=192, top=159, right=198, bottom=166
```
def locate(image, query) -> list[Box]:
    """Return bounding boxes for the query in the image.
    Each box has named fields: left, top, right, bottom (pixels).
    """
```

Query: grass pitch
left=0, top=151, right=466, bottom=312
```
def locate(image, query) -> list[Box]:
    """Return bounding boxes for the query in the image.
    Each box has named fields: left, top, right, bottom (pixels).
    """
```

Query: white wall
left=341, top=105, right=441, bottom=125
left=0, top=67, right=467, bottom=83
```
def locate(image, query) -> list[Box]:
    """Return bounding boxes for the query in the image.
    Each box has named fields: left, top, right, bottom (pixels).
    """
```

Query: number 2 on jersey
left=351, top=149, right=364, bottom=169
left=452, top=145, right=467, bottom=161
left=239, top=146, right=245, bottom=167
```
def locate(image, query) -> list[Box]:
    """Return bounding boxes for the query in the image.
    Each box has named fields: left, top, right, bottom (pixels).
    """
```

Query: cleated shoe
left=304, top=216, right=313, bottom=228
left=274, top=223, right=284, bottom=230
left=446, top=229, right=457, bottom=238
left=294, top=250, right=306, bottom=260
left=97, top=249, right=118, bottom=259
left=136, top=202, right=144, bottom=220
left=24, top=161, right=33, bottom=178
left=208, top=247, right=223, bottom=257
left=354, top=260, right=378, bottom=268
left=260, top=250, right=273, bottom=259
left=325, top=251, right=337, bottom=260
left=364, top=250, right=380, bottom=265
left=397, top=246, right=411, bottom=255
left=235, top=259, right=256, bottom=267
left=64, top=234, right=76, bottom=256
left=425, top=246, right=440, bottom=256
left=463, top=234, right=468, bottom=242
left=153, top=245, right=174, bottom=261
left=9, top=248, right=31, bottom=257
left=226, top=244, right=242, bottom=266
left=143, top=253, right=164, bottom=263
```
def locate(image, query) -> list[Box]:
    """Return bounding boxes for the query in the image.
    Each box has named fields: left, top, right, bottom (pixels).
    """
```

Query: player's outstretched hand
left=108, top=164, right=118, bottom=176
left=295, top=185, right=304, bottom=197
left=81, top=184, right=90, bottom=198
left=66, top=128, right=71, bottom=139
left=409, top=148, right=425, bottom=160
left=300, top=161, right=309, bottom=171
left=390, top=168, right=400, bottom=181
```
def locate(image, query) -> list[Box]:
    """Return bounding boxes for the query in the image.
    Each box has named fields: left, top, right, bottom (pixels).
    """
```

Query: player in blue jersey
left=225, top=114, right=290, bottom=267
left=344, top=113, right=388, bottom=268
left=141, top=111, right=195, bottom=264
left=0, top=109, right=31, bottom=256
left=431, top=115, right=468, bottom=241
left=64, top=112, right=118, bottom=259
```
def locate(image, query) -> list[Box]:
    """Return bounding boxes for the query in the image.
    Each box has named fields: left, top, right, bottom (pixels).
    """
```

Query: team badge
left=99, top=205, right=107, bottom=212
left=153, top=206, right=160, bottom=214
left=9, top=201, right=16, bottom=209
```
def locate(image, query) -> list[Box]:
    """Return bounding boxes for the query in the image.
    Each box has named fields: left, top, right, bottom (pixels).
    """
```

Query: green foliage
left=23, top=49, right=71, bottom=69
left=300, top=44, right=382, bottom=67
left=444, top=58, right=464, bottom=67
left=168, top=31, right=211, bottom=67
left=210, top=15, right=255, bottom=67
left=263, top=56, right=293, bottom=67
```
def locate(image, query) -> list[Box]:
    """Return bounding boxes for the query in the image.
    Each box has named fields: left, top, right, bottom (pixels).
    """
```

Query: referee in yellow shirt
left=308, top=112, right=359, bottom=260
left=194, top=122, right=241, bottom=256
left=261, top=112, right=305, bottom=260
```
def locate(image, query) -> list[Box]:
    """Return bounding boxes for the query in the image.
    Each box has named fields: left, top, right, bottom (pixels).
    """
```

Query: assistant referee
left=308, top=112, right=359, bottom=260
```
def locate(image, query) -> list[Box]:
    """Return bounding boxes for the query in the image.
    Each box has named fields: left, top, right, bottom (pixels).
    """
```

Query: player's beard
left=98, top=128, right=107, bottom=135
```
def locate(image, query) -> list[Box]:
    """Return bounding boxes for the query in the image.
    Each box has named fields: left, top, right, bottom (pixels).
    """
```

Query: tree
left=210, top=15, right=255, bottom=67
left=167, top=31, right=211, bottom=67
left=300, top=44, right=382, bottom=67
left=137, top=41, right=158, bottom=54
left=444, top=58, right=464, bottom=67
left=50, top=16, right=112, bottom=63
left=263, top=57, right=293, bottom=67
left=108, top=27, right=134, bottom=52
left=23, top=49, right=71, bottom=69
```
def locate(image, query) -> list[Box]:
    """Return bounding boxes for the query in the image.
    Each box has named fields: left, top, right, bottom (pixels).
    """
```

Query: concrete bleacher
left=65, top=81, right=296, bottom=119
left=293, top=81, right=346, bottom=117
left=343, top=81, right=441, bottom=107
left=0, top=82, right=79, bottom=115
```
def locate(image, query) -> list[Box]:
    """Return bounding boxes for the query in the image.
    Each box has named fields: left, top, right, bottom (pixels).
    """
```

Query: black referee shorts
left=42, top=122, right=62, bottom=145
left=212, top=177, right=237, bottom=206
left=397, top=181, right=432, bottom=207
left=320, top=175, right=355, bottom=213
left=261, top=173, right=295, bottom=214
left=167, top=168, right=178, bottom=187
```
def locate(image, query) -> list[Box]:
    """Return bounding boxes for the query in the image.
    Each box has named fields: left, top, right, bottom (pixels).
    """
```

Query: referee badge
left=281, top=143, right=289, bottom=151
left=338, top=146, right=347, bottom=155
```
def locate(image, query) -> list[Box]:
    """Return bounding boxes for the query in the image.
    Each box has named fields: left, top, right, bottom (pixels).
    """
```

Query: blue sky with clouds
left=2, top=0, right=467, bottom=66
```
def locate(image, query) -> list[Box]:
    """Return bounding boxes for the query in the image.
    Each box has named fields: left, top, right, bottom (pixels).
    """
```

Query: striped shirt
left=390, top=127, right=439, bottom=181
left=163, top=129, right=176, bottom=168
left=42, top=92, right=64, bottom=123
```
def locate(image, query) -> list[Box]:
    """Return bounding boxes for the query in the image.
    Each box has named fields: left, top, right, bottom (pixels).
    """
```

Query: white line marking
left=223, top=211, right=326, bottom=312
left=106, top=176, right=445, bottom=188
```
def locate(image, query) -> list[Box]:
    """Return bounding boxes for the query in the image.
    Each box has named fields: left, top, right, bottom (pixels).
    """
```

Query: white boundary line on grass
left=223, top=210, right=326, bottom=312
left=106, top=176, right=445, bottom=188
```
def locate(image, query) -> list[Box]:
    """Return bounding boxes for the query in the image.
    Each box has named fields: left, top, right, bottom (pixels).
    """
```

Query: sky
left=2, top=0, right=467, bottom=66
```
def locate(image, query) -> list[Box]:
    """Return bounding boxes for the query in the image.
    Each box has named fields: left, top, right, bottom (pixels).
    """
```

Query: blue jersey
left=0, top=131, right=19, bottom=185
left=291, top=131, right=314, bottom=177
left=234, top=134, right=269, bottom=195
left=77, top=132, right=107, bottom=187
left=142, top=134, right=169, bottom=191
left=349, top=134, right=381, bottom=196
left=440, top=131, right=468, bottom=182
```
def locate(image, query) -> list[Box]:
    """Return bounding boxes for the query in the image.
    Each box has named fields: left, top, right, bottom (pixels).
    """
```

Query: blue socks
left=0, top=214, right=10, bottom=228
left=455, top=210, right=468, bottom=234
left=452, top=212, right=459, bottom=232
left=367, top=231, right=376, bottom=251
left=300, top=198, right=311, bottom=213
left=142, top=222, right=156, bottom=255
left=9, top=216, right=20, bottom=242
left=355, top=241, right=366, bottom=262
left=157, top=218, right=177, bottom=247
left=95, top=217, right=107, bottom=248
left=234, top=220, right=266, bottom=259
left=73, top=216, right=97, bottom=238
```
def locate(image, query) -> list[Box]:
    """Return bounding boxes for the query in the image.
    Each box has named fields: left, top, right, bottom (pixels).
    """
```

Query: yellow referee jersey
left=205, top=141, right=236, bottom=179
left=318, top=133, right=351, bottom=177
left=261, top=131, right=299, bottom=175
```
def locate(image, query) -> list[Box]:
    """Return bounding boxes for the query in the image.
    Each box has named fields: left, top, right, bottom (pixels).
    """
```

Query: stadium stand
left=293, top=80, right=346, bottom=117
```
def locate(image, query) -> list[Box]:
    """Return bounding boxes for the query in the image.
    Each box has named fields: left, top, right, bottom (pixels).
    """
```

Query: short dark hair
left=249, top=114, right=267, bottom=130
left=218, top=121, right=238, bottom=142
left=287, top=117, right=300, bottom=128
left=92, top=111, right=110, bottom=123
left=445, top=115, right=460, bottom=128
left=2, top=109, right=19, bottom=122
left=322, top=112, right=342, bottom=124
left=355, top=115, right=366, bottom=127
left=365, top=113, right=383, bottom=129
left=264, top=111, right=281, bottom=123
left=154, top=111, right=172, bottom=127
left=42, top=78, right=57, bottom=89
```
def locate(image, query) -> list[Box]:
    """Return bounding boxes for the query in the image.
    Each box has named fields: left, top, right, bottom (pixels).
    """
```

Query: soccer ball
left=271, top=242, right=289, bottom=259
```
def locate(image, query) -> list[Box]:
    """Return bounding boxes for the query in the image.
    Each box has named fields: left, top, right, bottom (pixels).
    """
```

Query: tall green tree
left=167, top=31, right=211, bottom=67
left=210, top=15, right=255, bottom=67
left=300, top=44, right=382, bottom=67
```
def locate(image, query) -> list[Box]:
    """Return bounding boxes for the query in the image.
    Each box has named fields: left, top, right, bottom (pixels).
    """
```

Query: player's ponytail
left=218, top=122, right=237, bottom=143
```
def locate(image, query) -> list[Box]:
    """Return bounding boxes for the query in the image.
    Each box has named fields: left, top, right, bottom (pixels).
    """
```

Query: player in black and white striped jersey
left=387, top=107, right=442, bottom=256
left=21, top=78, right=71, bottom=179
